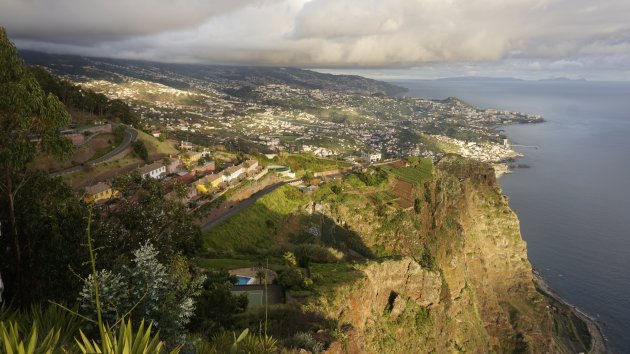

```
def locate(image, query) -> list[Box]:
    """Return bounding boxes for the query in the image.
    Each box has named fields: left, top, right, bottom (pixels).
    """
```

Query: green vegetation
left=386, top=157, right=434, bottom=184
left=310, top=263, right=363, bottom=293
left=61, top=153, right=143, bottom=189
left=204, top=185, right=308, bottom=251
left=28, top=65, right=142, bottom=128
left=354, top=167, right=390, bottom=187
left=132, top=140, right=149, bottom=162
left=260, top=153, right=350, bottom=175
left=0, top=28, right=74, bottom=304
left=136, top=129, right=178, bottom=156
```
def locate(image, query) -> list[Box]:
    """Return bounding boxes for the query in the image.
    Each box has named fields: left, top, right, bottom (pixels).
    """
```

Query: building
left=151, top=130, right=161, bottom=138
left=362, top=151, right=382, bottom=163
left=181, top=151, right=202, bottom=167
left=193, top=173, right=225, bottom=195
left=139, top=162, right=166, bottom=179
left=173, top=171, right=195, bottom=185
left=225, top=165, right=245, bottom=182
left=207, top=173, right=225, bottom=188
left=165, top=158, right=182, bottom=174
left=243, top=159, right=259, bottom=173
left=267, top=165, right=296, bottom=179
left=251, top=168, right=268, bottom=181
left=193, top=161, right=215, bottom=175
left=179, top=140, right=193, bottom=150
left=84, top=182, right=117, bottom=204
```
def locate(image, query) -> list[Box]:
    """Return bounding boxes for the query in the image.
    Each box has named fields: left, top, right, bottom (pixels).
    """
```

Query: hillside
left=198, top=156, right=597, bottom=353
left=20, top=50, right=406, bottom=96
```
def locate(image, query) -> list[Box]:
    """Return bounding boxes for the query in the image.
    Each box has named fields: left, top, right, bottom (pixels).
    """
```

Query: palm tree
left=255, top=269, right=266, bottom=285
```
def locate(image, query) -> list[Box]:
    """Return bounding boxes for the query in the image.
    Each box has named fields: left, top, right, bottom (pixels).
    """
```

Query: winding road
left=51, top=126, right=138, bottom=177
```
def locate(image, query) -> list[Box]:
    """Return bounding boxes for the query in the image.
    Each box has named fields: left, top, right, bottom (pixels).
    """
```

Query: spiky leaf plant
left=75, top=319, right=181, bottom=354
left=0, top=321, right=60, bottom=354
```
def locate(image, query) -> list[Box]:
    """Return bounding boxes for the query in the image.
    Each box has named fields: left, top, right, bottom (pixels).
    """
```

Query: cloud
left=2, top=0, right=630, bottom=75
left=0, top=0, right=269, bottom=42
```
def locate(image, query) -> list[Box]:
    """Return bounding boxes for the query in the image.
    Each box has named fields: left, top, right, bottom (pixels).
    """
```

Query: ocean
left=391, top=79, right=630, bottom=352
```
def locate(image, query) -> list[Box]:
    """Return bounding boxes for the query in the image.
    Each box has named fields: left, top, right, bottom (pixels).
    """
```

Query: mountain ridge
left=19, top=50, right=407, bottom=96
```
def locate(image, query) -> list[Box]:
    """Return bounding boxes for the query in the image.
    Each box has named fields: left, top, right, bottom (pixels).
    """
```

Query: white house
left=362, top=151, right=382, bottom=163
left=224, top=165, right=245, bottom=182
left=139, top=162, right=166, bottom=179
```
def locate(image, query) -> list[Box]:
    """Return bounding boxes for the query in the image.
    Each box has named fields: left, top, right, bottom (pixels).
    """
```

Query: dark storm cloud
left=1, top=0, right=266, bottom=43
left=2, top=0, right=630, bottom=78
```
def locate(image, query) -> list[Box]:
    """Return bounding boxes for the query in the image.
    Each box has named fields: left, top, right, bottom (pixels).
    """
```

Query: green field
left=204, top=185, right=308, bottom=251
left=260, top=153, right=351, bottom=174
left=387, top=158, right=434, bottom=184
left=136, top=129, right=179, bottom=155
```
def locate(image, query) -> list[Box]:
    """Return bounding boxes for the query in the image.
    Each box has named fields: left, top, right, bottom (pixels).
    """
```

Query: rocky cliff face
left=316, top=155, right=586, bottom=353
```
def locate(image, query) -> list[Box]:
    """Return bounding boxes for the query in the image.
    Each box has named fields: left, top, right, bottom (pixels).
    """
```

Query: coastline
left=533, top=272, right=608, bottom=354
left=499, top=130, right=608, bottom=353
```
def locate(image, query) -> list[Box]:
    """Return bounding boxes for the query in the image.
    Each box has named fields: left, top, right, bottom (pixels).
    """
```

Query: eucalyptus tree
left=0, top=27, right=73, bottom=303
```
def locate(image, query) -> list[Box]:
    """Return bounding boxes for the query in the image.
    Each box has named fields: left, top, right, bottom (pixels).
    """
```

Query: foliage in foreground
left=0, top=321, right=60, bottom=354
left=76, top=319, right=180, bottom=354
left=78, top=242, right=205, bottom=344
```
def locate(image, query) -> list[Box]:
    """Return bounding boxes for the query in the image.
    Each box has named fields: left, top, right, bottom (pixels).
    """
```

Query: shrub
left=277, top=268, right=311, bottom=290
left=133, top=140, right=149, bottom=161
left=294, top=244, right=343, bottom=263
left=283, top=332, right=325, bottom=354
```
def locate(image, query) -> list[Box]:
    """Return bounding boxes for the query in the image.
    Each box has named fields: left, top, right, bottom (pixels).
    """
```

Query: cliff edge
left=309, top=155, right=597, bottom=353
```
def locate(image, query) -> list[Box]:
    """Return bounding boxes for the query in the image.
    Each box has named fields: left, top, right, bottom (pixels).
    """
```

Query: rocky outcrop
left=318, top=155, right=588, bottom=353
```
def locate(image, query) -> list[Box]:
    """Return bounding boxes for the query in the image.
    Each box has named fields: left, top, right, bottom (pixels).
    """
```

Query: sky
left=2, top=0, right=630, bottom=80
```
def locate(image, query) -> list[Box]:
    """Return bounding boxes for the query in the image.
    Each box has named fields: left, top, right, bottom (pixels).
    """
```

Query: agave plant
left=0, top=321, right=61, bottom=354
left=75, top=319, right=181, bottom=354
left=29, top=305, right=82, bottom=351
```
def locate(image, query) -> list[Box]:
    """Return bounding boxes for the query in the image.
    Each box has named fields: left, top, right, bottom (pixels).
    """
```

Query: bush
left=133, top=140, right=149, bottom=161
left=277, top=267, right=311, bottom=290
left=283, top=332, right=325, bottom=354
left=354, top=168, right=389, bottom=186
left=294, top=244, right=343, bottom=263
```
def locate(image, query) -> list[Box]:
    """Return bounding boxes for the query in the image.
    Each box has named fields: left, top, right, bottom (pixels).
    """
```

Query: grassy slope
left=259, top=153, right=352, bottom=175
left=385, top=158, right=434, bottom=184
left=62, top=153, right=143, bottom=189
left=136, top=130, right=179, bottom=156
left=203, top=185, right=308, bottom=250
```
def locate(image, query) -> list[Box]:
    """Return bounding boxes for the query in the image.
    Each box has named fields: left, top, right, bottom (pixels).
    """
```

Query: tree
left=78, top=242, right=205, bottom=344
left=414, top=197, right=422, bottom=214
left=255, top=269, right=267, bottom=285
left=93, top=172, right=203, bottom=266
left=133, top=140, right=149, bottom=162
left=10, top=173, right=88, bottom=303
left=0, top=27, right=73, bottom=303
left=189, top=270, right=248, bottom=335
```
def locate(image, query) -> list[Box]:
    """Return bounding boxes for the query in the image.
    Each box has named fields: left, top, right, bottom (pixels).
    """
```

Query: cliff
left=309, top=155, right=593, bottom=353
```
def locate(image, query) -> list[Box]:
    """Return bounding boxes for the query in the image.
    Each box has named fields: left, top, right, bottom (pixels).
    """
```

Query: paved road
left=199, top=181, right=288, bottom=232
left=51, top=126, right=138, bottom=177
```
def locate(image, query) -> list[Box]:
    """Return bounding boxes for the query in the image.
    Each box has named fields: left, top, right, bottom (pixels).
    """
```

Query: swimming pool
left=236, top=276, right=254, bottom=285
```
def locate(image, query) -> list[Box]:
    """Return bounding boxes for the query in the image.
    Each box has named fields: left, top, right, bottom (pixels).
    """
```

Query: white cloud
left=2, top=0, right=630, bottom=75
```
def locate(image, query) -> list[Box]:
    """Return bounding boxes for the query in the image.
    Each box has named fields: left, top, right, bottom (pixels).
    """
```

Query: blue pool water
left=236, top=276, right=253, bottom=285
